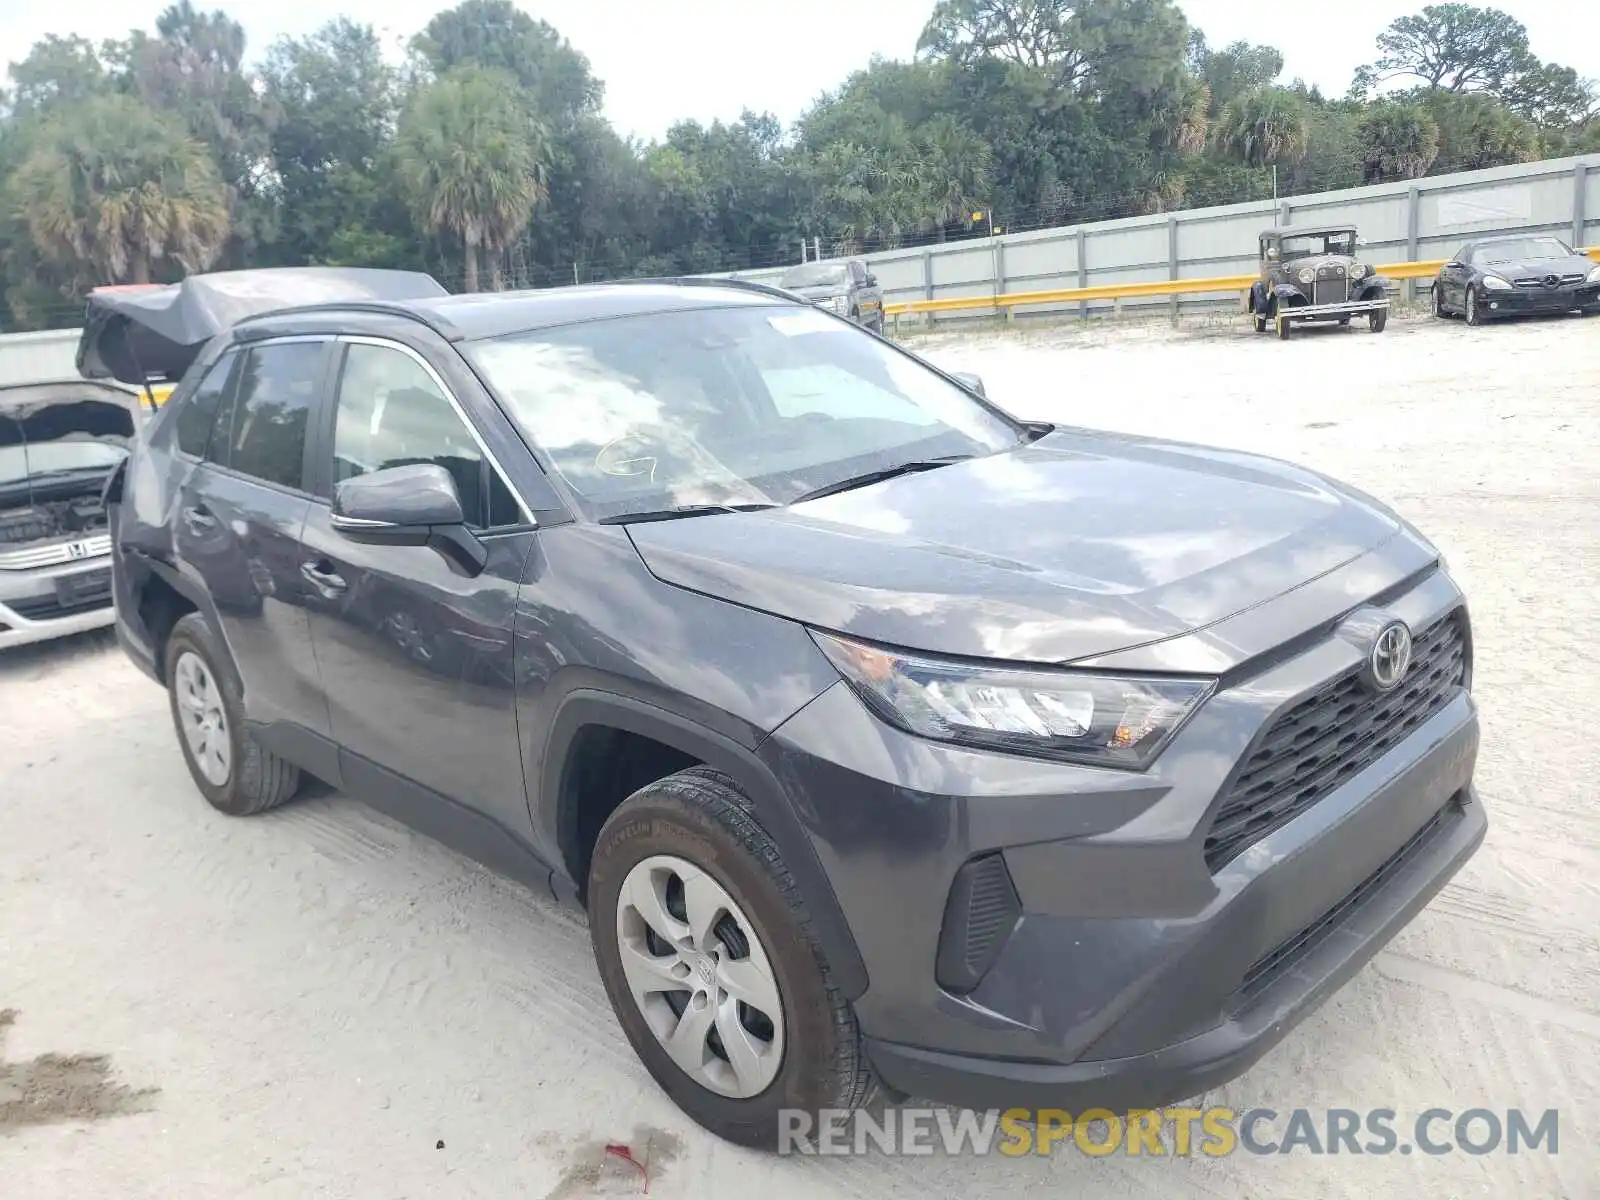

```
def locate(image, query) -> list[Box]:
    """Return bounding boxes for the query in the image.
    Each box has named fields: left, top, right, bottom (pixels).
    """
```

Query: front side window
left=333, top=342, right=520, bottom=530
left=465, top=305, right=1020, bottom=521
left=215, top=341, right=325, bottom=490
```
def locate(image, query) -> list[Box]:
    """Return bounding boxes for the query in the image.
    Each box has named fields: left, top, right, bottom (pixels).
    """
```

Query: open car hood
left=76, top=268, right=449, bottom=387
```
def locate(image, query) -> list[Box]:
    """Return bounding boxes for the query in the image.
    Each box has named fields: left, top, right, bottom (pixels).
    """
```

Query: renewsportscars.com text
left=778, top=1107, right=1560, bottom=1158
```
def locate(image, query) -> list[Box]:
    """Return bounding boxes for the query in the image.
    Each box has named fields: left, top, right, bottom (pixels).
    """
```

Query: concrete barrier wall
left=726, top=154, right=1600, bottom=322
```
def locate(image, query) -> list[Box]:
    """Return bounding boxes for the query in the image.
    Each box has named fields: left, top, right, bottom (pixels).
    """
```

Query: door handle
left=300, top=560, right=347, bottom=596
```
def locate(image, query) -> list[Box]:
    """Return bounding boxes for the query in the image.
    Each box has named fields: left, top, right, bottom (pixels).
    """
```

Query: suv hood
left=627, top=431, right=1403, bottom=664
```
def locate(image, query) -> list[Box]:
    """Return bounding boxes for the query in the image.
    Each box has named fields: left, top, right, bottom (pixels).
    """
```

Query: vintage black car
left=1432, top=234, right=1600, bottom=325
left=1247, top=227, right=1391, bottom=339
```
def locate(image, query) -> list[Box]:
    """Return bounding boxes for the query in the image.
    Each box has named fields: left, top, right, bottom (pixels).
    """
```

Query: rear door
left=175, top=336, right=334, bottom=744
left=297, top=336, right=535, bottom=835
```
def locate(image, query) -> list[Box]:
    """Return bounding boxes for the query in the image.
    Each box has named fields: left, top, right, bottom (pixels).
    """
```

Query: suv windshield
left=1475, top=236, right=1574, bottom=264
left=780, top=264, right=849, bottom=289
left=466, top=305, right=1020, bottom=521
left=1277, top=231, right=1356, bottom=261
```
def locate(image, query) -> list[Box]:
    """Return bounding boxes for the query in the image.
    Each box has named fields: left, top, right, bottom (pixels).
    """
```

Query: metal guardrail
left=884, top=247, right=1600, bottom=317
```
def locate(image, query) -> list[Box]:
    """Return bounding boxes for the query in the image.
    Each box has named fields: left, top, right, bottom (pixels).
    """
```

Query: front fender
left=1272, top=283, right=1308, bottom=305
left=539, top=689, right=870, bottom=1000
left=1359, top=275, right=1394, bottom=300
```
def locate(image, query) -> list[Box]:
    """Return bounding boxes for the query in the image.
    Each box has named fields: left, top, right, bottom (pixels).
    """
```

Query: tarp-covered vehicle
left=78, top=267, right=450, bottom=390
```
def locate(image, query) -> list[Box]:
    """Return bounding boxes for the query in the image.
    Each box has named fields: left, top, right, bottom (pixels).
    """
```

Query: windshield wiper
left=789, top=455, right=974, bottom=505
left=598, top=502, right=779, bottom=525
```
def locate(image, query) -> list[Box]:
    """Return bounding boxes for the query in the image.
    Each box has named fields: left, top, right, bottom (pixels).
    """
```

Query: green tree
left=8, top=93, right=229, bottom=285
left=1190, top=35, right=1284, bottom=117
left=1354, top=4, right=1531, bottom=93
left=1357, top=101, right=1442, bottom=182
left=1216, top=88, right=1310, bottom=168
left=394, top=67, right=547, bottom=292
left=1420, top=89, right=1541, bottom=169
left=5, top=35, right=119, bottom=119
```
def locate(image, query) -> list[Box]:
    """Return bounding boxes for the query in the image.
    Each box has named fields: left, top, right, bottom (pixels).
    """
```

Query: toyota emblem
left=1369, top=622, right=1413, bottom=692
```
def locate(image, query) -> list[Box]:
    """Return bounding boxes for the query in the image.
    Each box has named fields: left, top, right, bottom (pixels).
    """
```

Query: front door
left=174, top=338, right=333, bottom=740
left=298, top=337, right=536, bottom=838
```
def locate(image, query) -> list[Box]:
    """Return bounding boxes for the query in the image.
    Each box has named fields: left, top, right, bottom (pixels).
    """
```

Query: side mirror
left=331, top=462, right=487, bottom=576
left=865, top=273, right=878, bottom=286
left=951, top=371, right=987, bottom=398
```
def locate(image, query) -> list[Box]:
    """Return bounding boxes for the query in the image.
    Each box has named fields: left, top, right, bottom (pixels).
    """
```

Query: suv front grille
left=1204, top=610, right=1468, bottom=872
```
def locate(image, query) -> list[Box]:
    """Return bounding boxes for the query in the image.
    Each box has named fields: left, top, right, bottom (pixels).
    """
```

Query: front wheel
left=1369, top=307, right=1388, bottom=333
left=588, top=766, right=873, bottom=1149
left=1465, top=288, right=1483, bottom=326
left=1278, top=310, right=1294, bottom=339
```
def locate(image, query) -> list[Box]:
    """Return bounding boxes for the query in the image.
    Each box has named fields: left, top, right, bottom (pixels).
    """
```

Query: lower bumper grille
left=935, top=853, right=1022, bottom=994
left=1204, top=609, right=1469, bottom=871
left=6, top=590, right=114, bottom=621
left=1232, top=800, right=1454, bottom=1005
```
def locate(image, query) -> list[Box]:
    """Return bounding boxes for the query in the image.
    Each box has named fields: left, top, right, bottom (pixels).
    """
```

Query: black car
left=777, top=260, right=885, bottom=332
left=1432, top=234, right=1600, bottom=325
left=101, top=272, right=1483, bottom=1150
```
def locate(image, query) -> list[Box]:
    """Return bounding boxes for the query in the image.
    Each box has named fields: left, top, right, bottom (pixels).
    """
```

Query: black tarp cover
left=76, top=268, right=449, bottom=386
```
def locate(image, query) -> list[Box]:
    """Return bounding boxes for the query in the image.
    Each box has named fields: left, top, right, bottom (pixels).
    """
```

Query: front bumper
left=1281, top=297, right=1389, bottom=321
left=1481, top=284, right=1599, bottom=316
left=762, top=564, right=1482, bottom=1111
left=0, top=555, right=117, bottom=650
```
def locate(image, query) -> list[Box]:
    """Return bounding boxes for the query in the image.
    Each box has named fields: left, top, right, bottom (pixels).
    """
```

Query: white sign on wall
left=1435, top=184, right=1535, bottom=229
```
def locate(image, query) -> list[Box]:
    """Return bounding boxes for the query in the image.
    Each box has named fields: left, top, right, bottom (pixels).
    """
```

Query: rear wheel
left=1252, top=309, right=1268, bottom=333
left=165, top=613, right=300, bottom=816
left=1432, top=283, right=1448, bottom=318
left=588, top=766, right=873, bottom=1149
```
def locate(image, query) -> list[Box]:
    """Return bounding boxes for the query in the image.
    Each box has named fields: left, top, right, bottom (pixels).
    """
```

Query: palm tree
left=9, top=94, right=229, bottom=285
left=1357, top=101, right=1441, bottom=183
left=1216, top=88, right=1311, bottom=168
left=917, top=116, right=992, bottom=240
left=394, top=67, right=547, bottom=293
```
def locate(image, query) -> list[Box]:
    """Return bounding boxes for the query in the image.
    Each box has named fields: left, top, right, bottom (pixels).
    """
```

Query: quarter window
left=214, top=342, right=325, bottom=490
left=174, top=352, right=237, bottom=459
left=332, top=342, right=520, bottom=531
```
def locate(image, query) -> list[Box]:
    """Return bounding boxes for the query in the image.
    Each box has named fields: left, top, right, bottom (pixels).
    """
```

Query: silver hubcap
left=615, top=854, right=784, bottom=1098
left=174, top=651, right=231, bottom=786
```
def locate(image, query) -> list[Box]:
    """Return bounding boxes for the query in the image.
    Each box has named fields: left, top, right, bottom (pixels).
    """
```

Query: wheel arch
left=540, top=689, right=870, bottom=1000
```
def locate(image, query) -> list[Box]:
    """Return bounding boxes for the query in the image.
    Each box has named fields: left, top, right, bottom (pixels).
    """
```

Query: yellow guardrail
left=884, top=247, right=1600, bottom=317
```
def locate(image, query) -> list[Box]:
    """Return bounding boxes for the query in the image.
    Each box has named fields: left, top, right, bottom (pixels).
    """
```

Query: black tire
left=1337, top=316, right=1351, bottom=326
left=1369, top=306, right=1388, bottom=333
left=1278, top=309, right=1294, bottom=339
left=164, top=613, right=301, bottom=816
left=1432, top=283, right=1447, bottom=318
left=588, top=766, right=873, bottom=1150
left=1465, top=287, right=1483, bottom=326
left=1252, top=311, right=1267, bottom=334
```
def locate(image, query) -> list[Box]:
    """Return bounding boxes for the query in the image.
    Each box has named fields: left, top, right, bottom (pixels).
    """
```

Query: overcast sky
left=3, top=0, right=1598, bottom=141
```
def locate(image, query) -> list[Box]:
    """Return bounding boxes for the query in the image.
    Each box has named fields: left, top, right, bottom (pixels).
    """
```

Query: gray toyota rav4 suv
left=104, top=274, right=1484, bottom=1150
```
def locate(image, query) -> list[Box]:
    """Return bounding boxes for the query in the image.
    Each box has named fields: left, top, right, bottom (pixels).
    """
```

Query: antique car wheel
left=1369, top=307, right=1388, bottom=333
left=1277, top=310, right=1294, bottom=339
left=1252, top=311, right=1267, bottom=333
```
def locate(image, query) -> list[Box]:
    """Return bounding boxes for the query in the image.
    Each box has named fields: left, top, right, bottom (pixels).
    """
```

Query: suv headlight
left=1587, top=265, right=1600, bottom=282
left=1482, top=275, right=1512, bottom=291
left=1296, top=267, right=1316, bottom=285
left=811, top=631, right=1215, bottom=769
left=827, top=294, right=849, bottom=312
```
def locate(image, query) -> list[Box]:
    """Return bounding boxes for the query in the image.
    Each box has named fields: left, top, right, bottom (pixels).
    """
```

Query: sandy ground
left=3, top=310, right=1598, bottom=1198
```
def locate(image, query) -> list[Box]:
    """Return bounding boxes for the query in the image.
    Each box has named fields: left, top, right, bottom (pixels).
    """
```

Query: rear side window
left=332, top=342, right=521, bottom=530
left=215, top=341, right=326, bottom=490
left=174, top=352, right=238, bottom=458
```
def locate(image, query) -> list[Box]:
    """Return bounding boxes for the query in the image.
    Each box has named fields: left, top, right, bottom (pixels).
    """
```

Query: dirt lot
left=3, top=311, right=1597, bottom=1197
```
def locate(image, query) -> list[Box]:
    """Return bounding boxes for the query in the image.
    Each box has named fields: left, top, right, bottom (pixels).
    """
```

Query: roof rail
left=602, top=275, right=800, bottom=302
left=233, top=300, right=463, bottom=340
